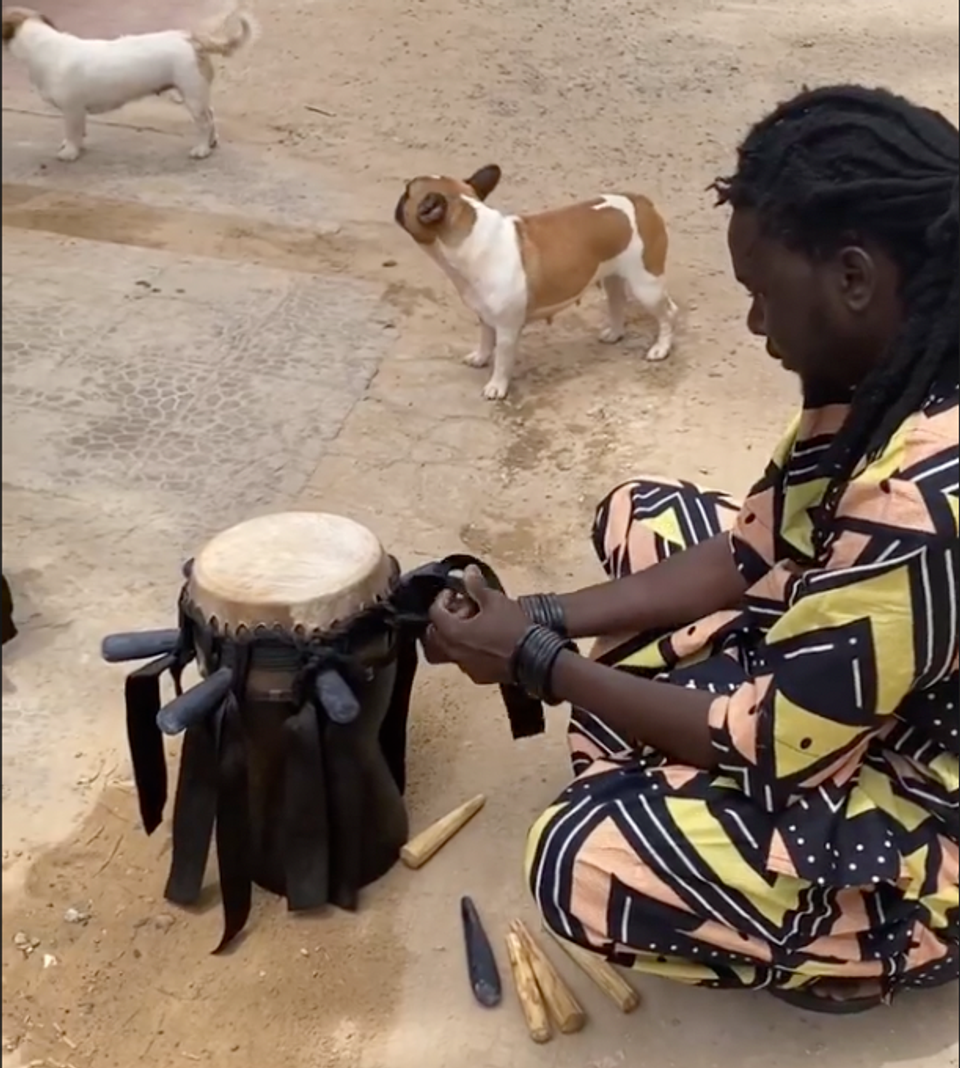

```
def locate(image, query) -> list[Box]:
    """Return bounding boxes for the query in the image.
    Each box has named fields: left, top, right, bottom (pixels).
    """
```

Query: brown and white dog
left=1, top=5, right=257, bottom=161
left=394, top=165, right=678, bottom=399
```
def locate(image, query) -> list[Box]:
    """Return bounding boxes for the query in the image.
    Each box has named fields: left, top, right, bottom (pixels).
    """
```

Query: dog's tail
left=191, top=6, right=258, bottom=58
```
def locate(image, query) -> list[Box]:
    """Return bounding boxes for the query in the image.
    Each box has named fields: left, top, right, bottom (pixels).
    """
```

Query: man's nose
left=747, top=298, right=766, bottom=337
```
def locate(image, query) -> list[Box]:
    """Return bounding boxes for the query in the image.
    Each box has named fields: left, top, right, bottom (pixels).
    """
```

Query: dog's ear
left=2, top=9, right=54, bottom=43
left=417, top=192, right=448, bottom=227
left=465, top=165, right=502, bottom=201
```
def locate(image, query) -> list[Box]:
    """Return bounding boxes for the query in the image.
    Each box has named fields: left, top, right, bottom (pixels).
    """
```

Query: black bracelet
left=510, top=625, right=575, bottom=706
left=517, top=593, right=568, bottom=637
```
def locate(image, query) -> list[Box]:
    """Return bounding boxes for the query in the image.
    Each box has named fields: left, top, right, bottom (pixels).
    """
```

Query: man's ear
left=417, top=192, right=448, bottom=226
left=465, top=164, right=502, bottom=201
left=836, top=245, right=877, bottom=314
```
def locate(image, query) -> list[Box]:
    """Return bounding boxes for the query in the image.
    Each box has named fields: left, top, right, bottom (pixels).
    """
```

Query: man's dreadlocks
left=713, top=85, right=959, bottom=500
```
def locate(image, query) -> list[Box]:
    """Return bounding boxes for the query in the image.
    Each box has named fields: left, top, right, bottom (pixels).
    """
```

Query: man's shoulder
left=894, top=397, right=959, bottom=484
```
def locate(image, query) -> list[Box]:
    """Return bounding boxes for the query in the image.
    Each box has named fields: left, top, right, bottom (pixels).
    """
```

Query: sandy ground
left=2, top=0, right=959, bottom=1065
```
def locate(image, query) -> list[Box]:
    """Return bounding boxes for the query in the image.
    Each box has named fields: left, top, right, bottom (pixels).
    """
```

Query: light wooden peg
left=400, top=794, right=486, bottom=870
left=511, top=920, right=586, bottom=1034
left=506, top=931, right=552, bottom=1044
left=545, top=928, right=640, bottom=1014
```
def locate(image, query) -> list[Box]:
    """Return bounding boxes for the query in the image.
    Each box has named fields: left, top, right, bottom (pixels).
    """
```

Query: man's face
left=726, top=208, right=897, bottom=389
left=727, top=208, right=835, bottom=381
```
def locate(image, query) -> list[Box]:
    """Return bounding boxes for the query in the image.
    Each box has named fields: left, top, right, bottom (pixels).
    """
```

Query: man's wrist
left=517, top=593, right=568, bottom=637
left=510, top=624, right=576, bottom=705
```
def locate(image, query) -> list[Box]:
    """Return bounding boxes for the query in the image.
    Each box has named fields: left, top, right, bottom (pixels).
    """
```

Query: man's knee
left=591, top=477, right=674, bottom=574
left=524, top=804, right=597, bottom=946
left=592, top=479, right=641, bottom=565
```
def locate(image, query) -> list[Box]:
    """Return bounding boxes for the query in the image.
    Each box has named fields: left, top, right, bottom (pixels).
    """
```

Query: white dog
left=1, top=5, right=257, bottom=161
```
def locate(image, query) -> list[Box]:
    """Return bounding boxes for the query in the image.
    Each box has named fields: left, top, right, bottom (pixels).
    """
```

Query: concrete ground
left=1, top=0, right=958, bottom=1065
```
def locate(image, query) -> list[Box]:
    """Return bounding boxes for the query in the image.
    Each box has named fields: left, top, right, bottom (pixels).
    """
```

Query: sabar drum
left=103, top=511, right=545, bottom=952
left=182, top=513, right=409, bottom=918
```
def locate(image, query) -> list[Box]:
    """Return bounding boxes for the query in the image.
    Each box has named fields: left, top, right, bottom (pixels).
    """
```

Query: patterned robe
left=526, top=384, right=959, bottom=995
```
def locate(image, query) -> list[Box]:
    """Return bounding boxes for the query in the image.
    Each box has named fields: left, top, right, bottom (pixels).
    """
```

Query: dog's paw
left=463, top=348, right=492, bottom=368
left=482, top=378, right=509, bottom=401
left=189, top=142, right=214, bottom=160
left=56, top=142, right=82, bottom=162
left=645, top=342, right=672, bottom=363
left=599, top=326, right=625, bottom=345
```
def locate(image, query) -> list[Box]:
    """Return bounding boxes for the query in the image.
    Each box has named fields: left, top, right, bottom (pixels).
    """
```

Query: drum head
left=188, top=512, right=394, bottom=635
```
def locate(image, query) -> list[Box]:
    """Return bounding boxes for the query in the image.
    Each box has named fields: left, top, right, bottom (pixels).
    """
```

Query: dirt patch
left=1, top=184, right=387, bottom=279
left=2, top=783, right=407, bottom=1068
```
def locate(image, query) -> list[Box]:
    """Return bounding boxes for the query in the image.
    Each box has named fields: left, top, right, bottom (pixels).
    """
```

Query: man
left=427, top=85, right=959, bottom=1013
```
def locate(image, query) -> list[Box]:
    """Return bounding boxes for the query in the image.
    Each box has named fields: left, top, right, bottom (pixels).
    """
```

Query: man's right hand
left=421, top=587, right=480, bottom=664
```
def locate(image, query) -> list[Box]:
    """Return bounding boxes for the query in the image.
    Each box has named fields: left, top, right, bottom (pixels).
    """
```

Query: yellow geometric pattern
left=771, top=694, right=868, bottom=780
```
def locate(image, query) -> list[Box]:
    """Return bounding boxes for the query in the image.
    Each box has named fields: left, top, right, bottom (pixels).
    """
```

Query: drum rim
left=179, top=556, right=403, bottom=662
left=188, top=512, right=393, bottom=632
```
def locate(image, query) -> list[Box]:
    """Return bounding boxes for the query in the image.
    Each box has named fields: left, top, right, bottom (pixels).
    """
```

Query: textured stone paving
left=1, top=115, right=392, bottom=849
left=2, top=238, right=386, bottom=543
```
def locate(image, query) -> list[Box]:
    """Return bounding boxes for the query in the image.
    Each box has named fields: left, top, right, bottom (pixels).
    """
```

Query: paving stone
left=2, top=238, right=390, bottom=513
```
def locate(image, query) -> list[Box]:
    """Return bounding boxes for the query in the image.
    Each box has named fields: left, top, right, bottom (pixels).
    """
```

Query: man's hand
left=421, top=586, right=477, bottom=664
left=424, top=566, right=531, bottom=685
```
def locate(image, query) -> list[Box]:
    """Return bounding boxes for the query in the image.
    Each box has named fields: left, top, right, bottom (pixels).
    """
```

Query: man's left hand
left=426, top=566, right=531, bottom=685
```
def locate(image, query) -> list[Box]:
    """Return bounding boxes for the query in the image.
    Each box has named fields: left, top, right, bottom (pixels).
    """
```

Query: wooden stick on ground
left=511, top=920, right=587, bottom=1035
left=544, top=928, right=641, bottom=1014
left=400, top=794, right=486, bottom=870
left=505, top=931, right=552, bottom=1044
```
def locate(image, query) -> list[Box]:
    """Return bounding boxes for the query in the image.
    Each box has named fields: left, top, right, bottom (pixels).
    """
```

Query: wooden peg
left=505, top=931, right=552, bottom=1044
left=400, top=794, right=486, bottom=870
left=511, top=920, right=587, bottom=1034
left=544, top=928, right=640, bottom=1014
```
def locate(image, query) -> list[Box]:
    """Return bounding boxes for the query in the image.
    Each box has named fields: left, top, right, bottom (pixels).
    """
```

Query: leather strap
left=164, top=719, right=218, bottom=906
left=322, top=711, right=364, bottom=912
left=281, top=701, right=330, bottom=911
left=380, top=631, right=418, bottom=794
left=124, top=653, right=175, bottom=834
left=212, top=652, right=253, bottom=953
